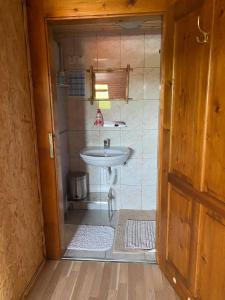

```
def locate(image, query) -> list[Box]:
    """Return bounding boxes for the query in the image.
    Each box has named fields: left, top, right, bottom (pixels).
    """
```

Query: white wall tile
left=121, top=101, right=143, bottom=131
left=120, top=185, right=142, bottom=209
left=54, top=82, right=69, bottom=207
left=145, top=34, right=161, bottom=68
left=55, top=87, right=68, bottom=132
left=58, top=132, right=69, bottom=164
left=53, top=41, right=60, bottom=73
left=142, top=158, right=158, bottom=186
left=70, top=157, right=80, bottom=171
left=62, top=36, right=97, bottom=70
left=121, top=159, right=142, bottom=185
left=97, top=34, right=121, bottom=68
left=129, top=68, right=144, bottom=100
left=77, top=36, right=98, bottom=68
left=63, top=32, right=161, bottom=211
left=100, top=101, right=121, bottom=125
left=99, top=130, right=121, bottom=147
left=67, top=99, right=84, bottom=130
left=67, top=100, right=98, bottom=131
left=142, top=185, right=157, bottom=210
left=84, top=102, right=99, bottom=130
left=142, top=130, right=158, bottom=159
left=144, top=68, right=160, bottom=99
left=85, top=72, right=92, bottom=99
left=68, top=130, right=100, bottom=156
left=121, top=130, right=142, bottom=158
left=142, top=100, right=160, bottom=130
left=121, top=34, right=145, bottom=68
left=89, top=185, right=101, bottom=193
left=61, top=37, right=75, bottom=70
left=56, top=132, right=69, bottom=200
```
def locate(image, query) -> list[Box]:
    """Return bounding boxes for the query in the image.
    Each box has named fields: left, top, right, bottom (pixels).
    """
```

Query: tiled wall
left=60, top=31, right=161, bottom=210
left=53, top=41, right=69, bottom=210
left=55, top=87, right=69, bottom=210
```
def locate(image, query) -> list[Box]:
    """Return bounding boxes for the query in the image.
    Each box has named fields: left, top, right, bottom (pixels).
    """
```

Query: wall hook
left=196, top=16, right=209, bottom=44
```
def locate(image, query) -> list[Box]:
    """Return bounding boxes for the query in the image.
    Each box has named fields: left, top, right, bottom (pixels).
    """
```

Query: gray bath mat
left=125, top=220, right=156, bottom=250
left=67, top=225, right=114, bottom=251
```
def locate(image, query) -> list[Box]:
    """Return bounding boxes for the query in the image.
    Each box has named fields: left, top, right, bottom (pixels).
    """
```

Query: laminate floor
left=26, top=260, right=180, bottom=300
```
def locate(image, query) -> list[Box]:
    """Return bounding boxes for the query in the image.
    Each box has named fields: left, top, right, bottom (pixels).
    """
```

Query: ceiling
left=51, top=16, right=162, bottom=39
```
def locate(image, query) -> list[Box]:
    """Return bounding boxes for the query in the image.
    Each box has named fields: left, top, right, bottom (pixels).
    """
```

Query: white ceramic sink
left=80, top=147, right=131, bottom=167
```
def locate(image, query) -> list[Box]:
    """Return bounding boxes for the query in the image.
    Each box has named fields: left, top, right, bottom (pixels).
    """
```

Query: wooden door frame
left=26, top=1, right=172, bottom=260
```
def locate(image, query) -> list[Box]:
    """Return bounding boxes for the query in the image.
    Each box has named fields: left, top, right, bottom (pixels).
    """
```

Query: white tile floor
left=63, top=209, right=156, bottom=262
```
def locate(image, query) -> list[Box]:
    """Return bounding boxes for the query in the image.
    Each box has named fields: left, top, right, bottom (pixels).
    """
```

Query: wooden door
left=196, top=1, right=225, bottom=299
left=170, top=0, right=213, bottom=190
left=159, top=0, right=225, bottom=299
left=166, top=186, right=200, bottom=293
left=158, top=0, right=216, bottom=299
left=197, top=208, right=225, bottom=299
left=202, top=0, right=225, bottom=202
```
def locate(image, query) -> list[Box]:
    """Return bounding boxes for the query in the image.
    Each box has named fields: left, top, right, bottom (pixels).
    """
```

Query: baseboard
left=20, top=259, right=46, bottom=299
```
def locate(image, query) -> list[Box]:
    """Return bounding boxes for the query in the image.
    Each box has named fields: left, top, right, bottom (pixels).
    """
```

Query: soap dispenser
left=94, top=109, right=104, bottom=127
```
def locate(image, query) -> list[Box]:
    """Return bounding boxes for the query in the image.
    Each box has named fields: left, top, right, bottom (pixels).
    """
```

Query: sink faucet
left=104, top=138, right=110, bottom=149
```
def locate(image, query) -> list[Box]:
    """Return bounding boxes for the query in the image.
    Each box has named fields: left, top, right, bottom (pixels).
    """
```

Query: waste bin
left=69, top=171, right=88, bottom=200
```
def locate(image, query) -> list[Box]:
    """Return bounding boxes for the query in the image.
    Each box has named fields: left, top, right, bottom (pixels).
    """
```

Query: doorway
left=48, top=16, right=162, bottom=262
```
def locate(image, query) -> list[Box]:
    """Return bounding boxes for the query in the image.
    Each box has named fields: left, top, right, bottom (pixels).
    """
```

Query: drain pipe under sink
left=106, top=167, right=117, bottom=223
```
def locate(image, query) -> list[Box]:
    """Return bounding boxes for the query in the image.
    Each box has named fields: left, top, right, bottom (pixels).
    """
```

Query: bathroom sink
left=80, top=147, right=131, bottom=167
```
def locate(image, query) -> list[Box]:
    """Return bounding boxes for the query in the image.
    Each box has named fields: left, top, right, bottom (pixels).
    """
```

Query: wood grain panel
left=0, top=1, right=45, bottom=299
left=197, top=208, right=225, bottom=300
left=203, top=0, right=225, bottom=202
left=42, top=0, right=170, bottom=18
left=166, top=186, right=200, bottom=296
left=170, top=0, right=212, bottom=188
left=159, top=0, right=225, bottom=299
left=157, top=7, right=174, bottom=265
left=169, top=172, right=225, bottom=217
left=167, top=187, right=192, bottom=279
left=27, top=2, right=62, bottom=259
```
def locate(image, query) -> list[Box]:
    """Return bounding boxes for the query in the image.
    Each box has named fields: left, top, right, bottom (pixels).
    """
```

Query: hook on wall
left=196, top=16, right=209, bottom=44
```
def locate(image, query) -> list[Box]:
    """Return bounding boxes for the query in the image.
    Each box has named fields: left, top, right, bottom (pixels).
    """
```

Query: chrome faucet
left=104, top=138, right=110, bottom=149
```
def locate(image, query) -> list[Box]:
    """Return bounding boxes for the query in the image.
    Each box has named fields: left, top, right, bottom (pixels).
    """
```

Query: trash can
left=69, top=171, right=88, bottom=200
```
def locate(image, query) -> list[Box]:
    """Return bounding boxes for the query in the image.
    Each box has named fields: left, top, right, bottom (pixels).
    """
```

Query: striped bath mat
left=125, top=220, right=156, bottom=250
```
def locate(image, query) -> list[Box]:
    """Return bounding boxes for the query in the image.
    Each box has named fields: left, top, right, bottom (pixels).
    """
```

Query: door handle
left=48, top=132, right=54, bottom=159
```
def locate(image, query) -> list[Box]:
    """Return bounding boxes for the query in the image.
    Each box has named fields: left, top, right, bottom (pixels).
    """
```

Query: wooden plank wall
left=0, top=1, right=45, bottom=299
left=43, top=0, right=170, bottom=17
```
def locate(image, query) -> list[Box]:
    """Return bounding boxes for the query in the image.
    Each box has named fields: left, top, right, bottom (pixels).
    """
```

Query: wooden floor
left=26, top=260, right=179, bottom=300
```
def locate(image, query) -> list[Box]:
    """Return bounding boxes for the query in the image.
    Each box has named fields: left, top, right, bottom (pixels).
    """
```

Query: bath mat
left=113, top=209, right=156, bottom=252
left=67, top=225, right=114, bottom=251
left=125, top=220, right=156, bottom=250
